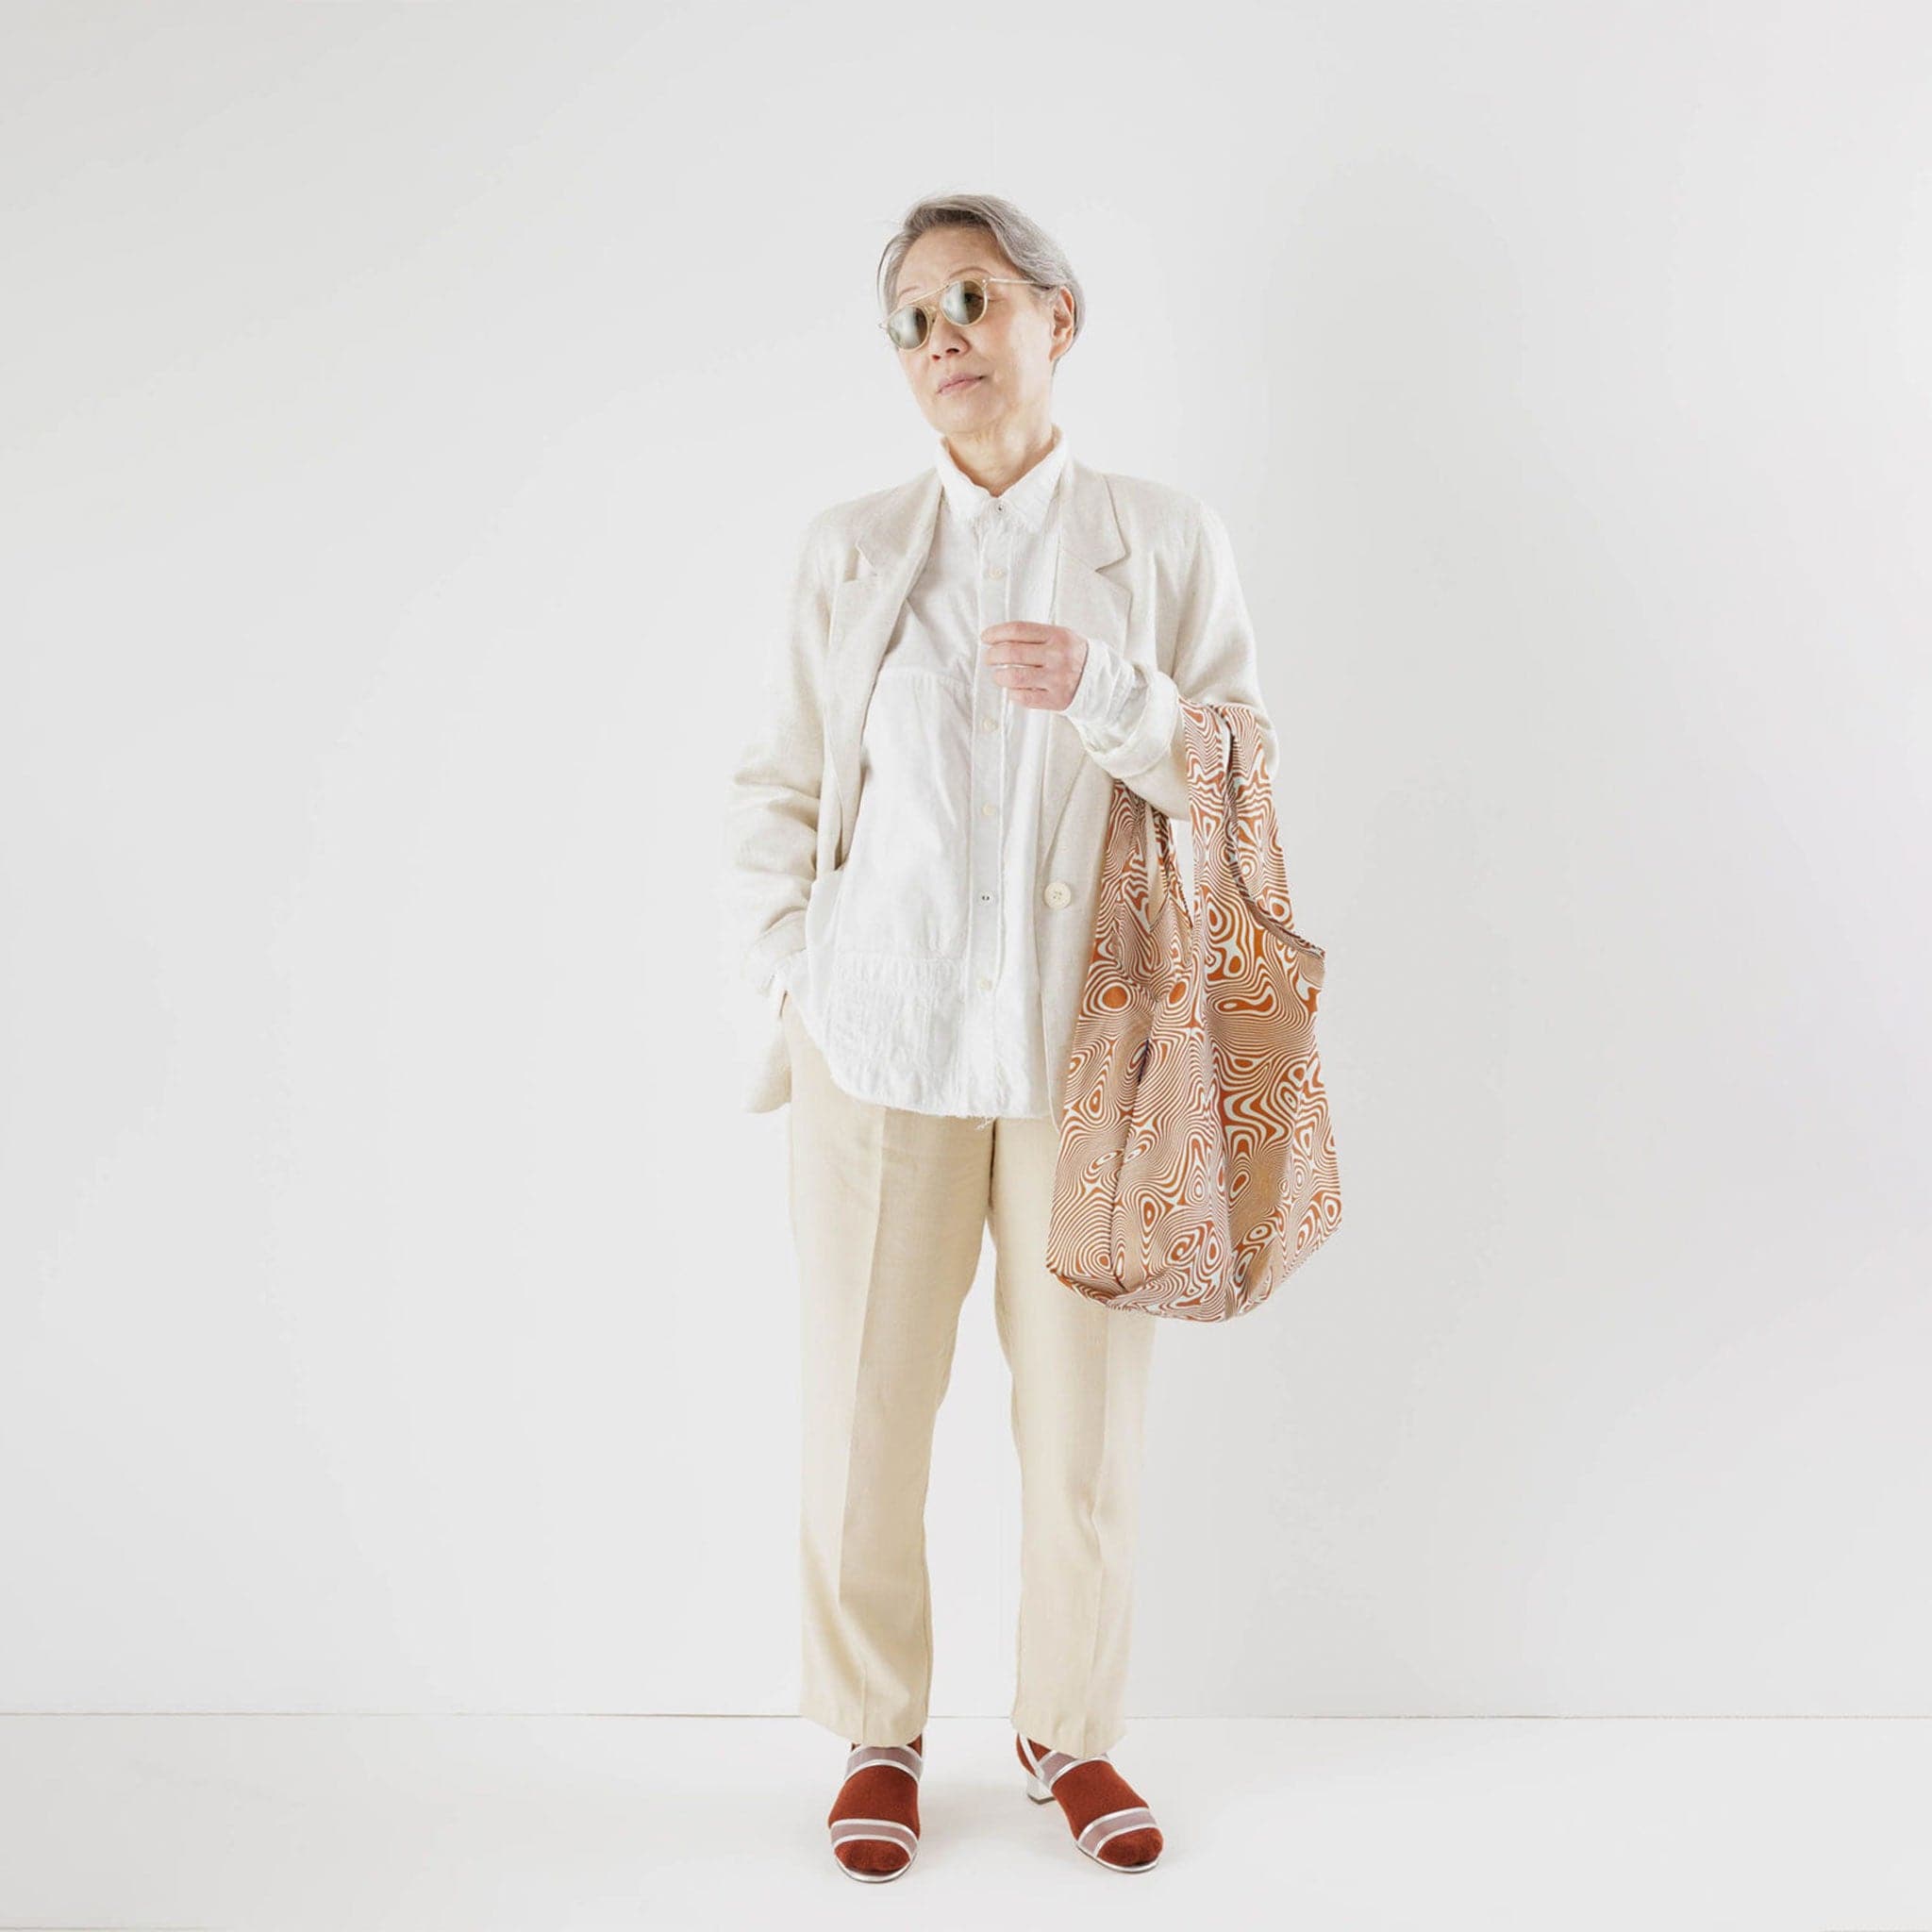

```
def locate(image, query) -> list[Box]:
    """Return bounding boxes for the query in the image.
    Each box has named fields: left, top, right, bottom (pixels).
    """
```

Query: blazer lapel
left=823, top=470, right=941, bottom=863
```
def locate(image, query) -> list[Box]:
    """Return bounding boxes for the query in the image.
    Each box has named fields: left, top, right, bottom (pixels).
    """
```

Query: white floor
left=0, top=1714, right=1924, bottom=1930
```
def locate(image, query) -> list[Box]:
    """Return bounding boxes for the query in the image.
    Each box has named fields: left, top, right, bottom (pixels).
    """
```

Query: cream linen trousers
left=782, top=993, right=1157, bottom=1758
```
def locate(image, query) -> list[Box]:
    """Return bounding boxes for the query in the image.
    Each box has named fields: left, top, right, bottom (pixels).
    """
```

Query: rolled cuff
left=743, top=913, right=808, bottom=999
left=1063, top=634, right=1138, bottom=737
left=767, top=946, right=804, bottom=1018
left=1076, top=658, right=1182, bottom=782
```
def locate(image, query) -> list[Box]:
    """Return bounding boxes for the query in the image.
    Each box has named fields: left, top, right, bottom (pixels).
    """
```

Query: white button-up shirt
left=773, top=425, right=1153, bottom=1120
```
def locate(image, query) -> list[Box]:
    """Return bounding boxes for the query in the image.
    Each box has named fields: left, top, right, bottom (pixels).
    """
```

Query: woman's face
left=889, top=228, right=1072, bottom=438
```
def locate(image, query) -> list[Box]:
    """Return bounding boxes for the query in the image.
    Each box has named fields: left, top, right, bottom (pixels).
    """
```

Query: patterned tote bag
left=1046, top=699, right=1341, bottom=1321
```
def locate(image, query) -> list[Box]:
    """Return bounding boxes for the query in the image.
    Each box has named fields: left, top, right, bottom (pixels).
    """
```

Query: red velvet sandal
left=1016, top=1733, right=1163, bottom=1871
left=826, top=1736, right=923, bottom=1881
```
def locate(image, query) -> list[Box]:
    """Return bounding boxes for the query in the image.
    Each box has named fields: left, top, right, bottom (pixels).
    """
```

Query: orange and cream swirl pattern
left=1046, top=701, right=1342, bottom=1321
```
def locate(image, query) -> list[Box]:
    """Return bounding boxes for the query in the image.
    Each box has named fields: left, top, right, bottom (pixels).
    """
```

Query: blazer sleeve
left=718, top=510, right=836, bottom=997
left=1074, top=498, right=1276, bottom=822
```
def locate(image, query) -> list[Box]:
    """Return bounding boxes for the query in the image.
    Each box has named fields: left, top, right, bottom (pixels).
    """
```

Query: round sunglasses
left=879, top=274, right=1045, bottom=351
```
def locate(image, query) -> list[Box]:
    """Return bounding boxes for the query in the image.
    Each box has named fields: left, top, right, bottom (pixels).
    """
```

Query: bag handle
left=1187, top=702, right=1326, bottom=972
left=1106, top=703, right=1323, bottom=983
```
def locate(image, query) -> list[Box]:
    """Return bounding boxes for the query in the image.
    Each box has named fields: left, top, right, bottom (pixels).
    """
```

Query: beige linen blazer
left=719, top=452, right=1276, bottom=1118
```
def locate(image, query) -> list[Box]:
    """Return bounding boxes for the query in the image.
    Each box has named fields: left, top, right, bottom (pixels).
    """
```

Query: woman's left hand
left=979, top=622, right=1089, bottom=710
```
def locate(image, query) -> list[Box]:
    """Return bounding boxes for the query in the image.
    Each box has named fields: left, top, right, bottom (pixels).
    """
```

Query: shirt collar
left=934, top=425, right=1070, bottom=535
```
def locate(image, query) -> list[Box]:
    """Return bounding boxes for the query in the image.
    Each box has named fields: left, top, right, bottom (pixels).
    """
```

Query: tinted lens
left=886, top=303, right=927, bottom=349
left=941, top=278, right=988, bottom=325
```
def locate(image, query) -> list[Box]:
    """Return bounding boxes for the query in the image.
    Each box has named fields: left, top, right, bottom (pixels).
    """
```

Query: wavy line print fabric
left=1047, top=699, right=1342, bottom=1321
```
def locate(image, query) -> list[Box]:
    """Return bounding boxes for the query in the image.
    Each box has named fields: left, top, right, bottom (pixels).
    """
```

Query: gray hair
left=875, top=192, right=1084, bottom=357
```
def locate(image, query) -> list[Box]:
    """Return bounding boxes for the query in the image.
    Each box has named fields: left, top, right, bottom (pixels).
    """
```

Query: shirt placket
left=967, top=494, right=1011, bottom=1118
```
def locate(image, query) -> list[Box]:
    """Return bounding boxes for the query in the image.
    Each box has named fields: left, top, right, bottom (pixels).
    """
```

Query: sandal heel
left=1024, top=1768, right=1055, bottom=1803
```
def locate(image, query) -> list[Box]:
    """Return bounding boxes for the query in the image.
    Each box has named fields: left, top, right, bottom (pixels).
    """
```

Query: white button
left=982, top=716, right=997, bottom=731
left=1043, top=880, right=1072, bottom=908
left=980, top=802, right=994, bottom=818
left=977, top=974, right=992, bottom=991
left=986, top=565, right=1006, bottom=580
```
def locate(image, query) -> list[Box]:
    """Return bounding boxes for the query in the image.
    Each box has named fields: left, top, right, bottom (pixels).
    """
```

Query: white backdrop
left=2, top=3, right=1926, bottom=1721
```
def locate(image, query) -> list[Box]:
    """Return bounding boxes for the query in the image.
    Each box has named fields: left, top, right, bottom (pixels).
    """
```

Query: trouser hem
left=800, top=1695, right=926, bottom=1750
left=1009, top=1708, right=1127, bottom=1758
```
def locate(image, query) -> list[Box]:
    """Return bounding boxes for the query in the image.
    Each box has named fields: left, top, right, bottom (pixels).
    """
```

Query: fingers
left=981, top=624, right=1074, bottom=666
left=980, top=624, right=1080, bottom=708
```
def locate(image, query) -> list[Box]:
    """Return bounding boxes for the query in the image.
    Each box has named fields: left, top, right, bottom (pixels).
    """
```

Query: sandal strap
left=828, top=1816, right=918, bottom=1854
left=1079, top=1805, right=1158, bottom=1856
left=1020, top=1736, right=1107, bottom=1790
left=843, top=1742, right=923, bottom=1782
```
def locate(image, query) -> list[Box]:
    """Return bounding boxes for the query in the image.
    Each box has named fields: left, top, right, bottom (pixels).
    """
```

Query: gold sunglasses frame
left=879, top=275, right=1044, bottom=350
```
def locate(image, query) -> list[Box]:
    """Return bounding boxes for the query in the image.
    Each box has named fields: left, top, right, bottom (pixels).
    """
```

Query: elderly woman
left=721, top=191, right=1274, bottom=1881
